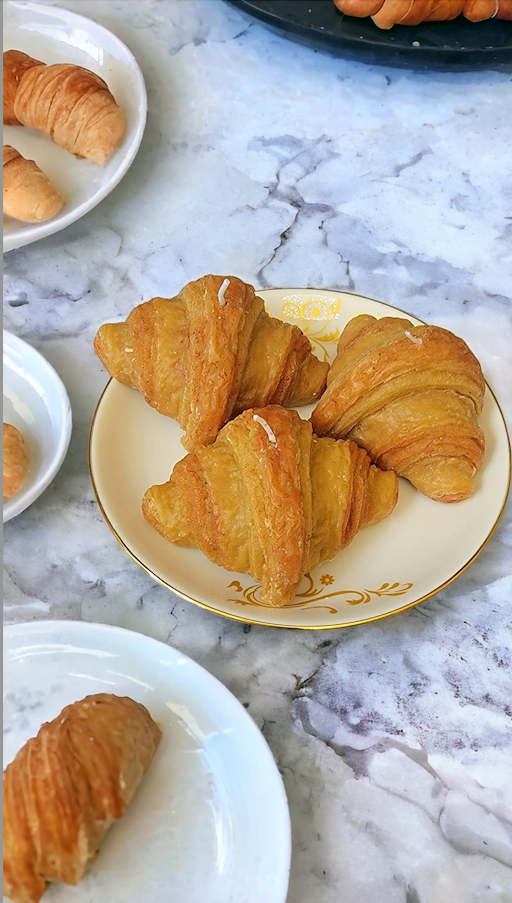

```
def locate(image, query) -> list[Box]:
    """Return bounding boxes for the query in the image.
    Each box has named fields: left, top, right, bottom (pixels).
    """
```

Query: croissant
left=3, top=50, right=125, bottom=166
left=3, top=423, right=30, bottom=501
left=3, top=146, right=64, bottom=222
left=311, top=315, right=486, bottom=503
left=142, top=405, right=398, bottom=607
left=3, top=694, right=162, bottom=903
left=332, top=0, right=512, bottom=26
left=94, top=275, right=329, bottom=450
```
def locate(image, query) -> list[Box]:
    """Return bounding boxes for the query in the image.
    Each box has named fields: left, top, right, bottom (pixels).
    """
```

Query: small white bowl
left=3, top=331, right=72, bottom=522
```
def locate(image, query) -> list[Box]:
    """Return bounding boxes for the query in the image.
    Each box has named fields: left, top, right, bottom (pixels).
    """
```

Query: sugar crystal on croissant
left=311, top=314, right=486, bottom=503
left=142, top=405, right=398, bottom=607
left=94, top=275, right=329, bottom=450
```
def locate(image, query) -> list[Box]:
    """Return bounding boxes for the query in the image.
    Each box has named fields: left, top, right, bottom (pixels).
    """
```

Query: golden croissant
left=3, top=50, right=125, bottom=166
left=3, top=423, right=30, bottom=501
left=142, top=405, right=398, bottom=607
left=332, top=0, right=512, bottom=27
left=3, top=146, right=64, bottom=222
left=94, top=275, right=329, bottom=450
left=311, top=315, right=486, bottom=503
left=3, top=694, right=161, bottom=903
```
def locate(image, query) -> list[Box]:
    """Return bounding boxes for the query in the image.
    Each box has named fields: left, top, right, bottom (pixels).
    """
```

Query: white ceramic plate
left=3, top=1, right=147, bottom=253
left=3, top=620, right=291, bottom=903
left=89, top=289, right=511, bottom=630
left=3, top=330, right=72, bottom=522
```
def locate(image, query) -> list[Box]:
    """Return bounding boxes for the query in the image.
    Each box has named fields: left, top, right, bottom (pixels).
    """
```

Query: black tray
left=226, top=0, right=512, bottom=70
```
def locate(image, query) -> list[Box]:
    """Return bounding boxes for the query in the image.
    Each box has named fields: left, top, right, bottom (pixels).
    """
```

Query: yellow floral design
left=279, top=297, right=342, bottom=361
left=227, top=574, right=413, bottom=614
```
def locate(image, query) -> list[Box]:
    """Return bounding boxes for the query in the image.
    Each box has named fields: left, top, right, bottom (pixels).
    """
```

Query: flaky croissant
left=3, top=423, right=30, bottom=501
left=94, top=275, right=329, bottom=450
left=3, top=694, right=161, bottom=903
left=142, top=405, right=398, bottom=607
left=311, top=315, right=486, bottom=503
left=3, top=146, right=64, bottom=222
left=3, top=50, right=125, bottom=166
left=332, top=0, right=512, bottom=27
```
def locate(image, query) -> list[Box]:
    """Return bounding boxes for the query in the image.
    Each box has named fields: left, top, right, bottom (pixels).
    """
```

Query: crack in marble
left=392, top=148, right=434, bottom=178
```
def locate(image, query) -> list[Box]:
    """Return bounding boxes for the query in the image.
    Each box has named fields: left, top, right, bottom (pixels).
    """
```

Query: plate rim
left=3, top=329, right=73, bottom=523
left=3, top=0, right=148, bottom=254
left=3, top=618, right=292, bottom=903
left=88, top=288, right=512, bottom=630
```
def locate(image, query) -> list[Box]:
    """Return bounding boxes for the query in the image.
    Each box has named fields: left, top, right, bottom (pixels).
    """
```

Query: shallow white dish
left=3, top=330, right=72, bottom=522
left=89, top=289, right=511, bottom=630
left=3, top=1, right=147, bottom=253
left=3, top=620, right=291, bottom=903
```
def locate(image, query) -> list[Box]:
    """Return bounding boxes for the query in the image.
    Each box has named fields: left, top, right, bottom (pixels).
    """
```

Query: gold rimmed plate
left=89, top=289, right=511, bottom=629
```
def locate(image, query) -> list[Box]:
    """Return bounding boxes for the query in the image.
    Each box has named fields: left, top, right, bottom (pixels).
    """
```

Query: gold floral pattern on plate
left=227, top=574, right=413, bottom=614
left=279, top=297, right=341, bottom=361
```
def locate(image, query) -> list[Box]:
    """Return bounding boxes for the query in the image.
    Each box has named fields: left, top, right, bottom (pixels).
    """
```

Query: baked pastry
left=94, top=275, right=329, bottom=450
left=3, top=423, right=30, bottom=501
left=3, top=146, right=64, bottom=222
left=3, top=694, right=162, bottom=903
left=311, top=315, right=486, bottom=503
left=142, top=405, right=398, bottom=607
left=332, top=0, right=512, bottom=27
left=3, top=50, right=125, bottom=166
left=3, top=50, right=44, bottom=125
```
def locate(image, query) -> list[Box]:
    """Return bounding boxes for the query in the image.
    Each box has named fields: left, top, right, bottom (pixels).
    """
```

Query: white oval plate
left=89, top=289, right=511, bottom=630
left=3, top=620, right=291, bottom=903
left=3, top=330, right=72, bottom=522
left=3, top=1, right=147, bottom=253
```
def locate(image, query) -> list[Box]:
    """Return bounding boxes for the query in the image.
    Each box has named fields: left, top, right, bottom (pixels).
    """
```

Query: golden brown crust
left=311, top=315, right=486, bottom=503
left=13, top=62, right=126, bottom=166
left=3, top=50, right=44, bottom=125
left=332, top=0, right=509, bottom=24
left=463, top=0, right=498, bottom=18
left=94, top=275, right=329, bottom=450
left=142, top=405, right=398, bottom=607
left=3, top=694, right=161, bottom=903
left=4, top=50, right=126, bottom=166
left=3, top=423, right=30, bottom=501
left=3, top=146, right=64, bottom=222
left=497, top=0, right=512, bottom=19
left=333, top=0, right=384, bottom=14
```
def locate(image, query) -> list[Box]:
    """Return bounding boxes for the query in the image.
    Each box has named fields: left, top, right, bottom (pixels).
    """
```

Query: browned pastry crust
left=142, top=405, right=398, bottom=607
left=3, top=146, right=64, bottom=222
left=311, top=315, right=486, bottom=503
left=94, top=275, right=329, bottom=450
left=3, top=694, right=162, bottom=903
left=3, top=50, right=126, bottom=166
left=332, top=0, right=511, bottom=26
left=3, top=423, right=30, bottom=501
left=3, top=50, right=43, bottom=125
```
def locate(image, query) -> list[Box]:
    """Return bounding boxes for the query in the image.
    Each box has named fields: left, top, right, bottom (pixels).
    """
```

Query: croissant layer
left=3, top=146, right=64, bottom=222
left=3, top=50, right=43, bottom=125
left=142, top=405, right=398, bottom=606
left=3, top=51, right=125, bottom=166
left=311, top=315, right=486, bottom=502
left=3, top=423, right=30, bottom=500
left=94, top=275, right=329, bottom=450
left=332, top=0, right=511, bottom=26
left=3, top=694, right=161, bottom=903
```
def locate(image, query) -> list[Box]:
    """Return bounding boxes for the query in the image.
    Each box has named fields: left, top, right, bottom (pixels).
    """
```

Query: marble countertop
left=3, top=1, right=512, bottom=901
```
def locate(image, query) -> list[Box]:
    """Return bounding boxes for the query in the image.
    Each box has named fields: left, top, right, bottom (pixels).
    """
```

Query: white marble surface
left=3, top=2, right=512, bottom=901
